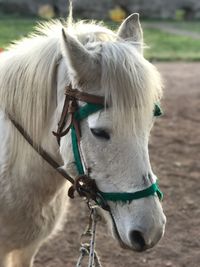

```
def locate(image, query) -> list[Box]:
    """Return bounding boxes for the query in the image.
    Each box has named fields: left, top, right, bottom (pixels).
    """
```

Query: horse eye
left=90, top=128, right=110, bottom=140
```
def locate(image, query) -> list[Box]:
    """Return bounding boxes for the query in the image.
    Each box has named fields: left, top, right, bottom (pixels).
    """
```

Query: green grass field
left=1, top=16, right=200, bottom=61
left=0, top=16, right=37, bottom=48
left=143, top=28, right=200, bottom=61
left=160, top=21, right=200, bottom=33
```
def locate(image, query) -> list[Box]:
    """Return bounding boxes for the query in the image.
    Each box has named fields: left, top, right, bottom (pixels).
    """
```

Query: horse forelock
left=100, top=42, right=163, bottom=135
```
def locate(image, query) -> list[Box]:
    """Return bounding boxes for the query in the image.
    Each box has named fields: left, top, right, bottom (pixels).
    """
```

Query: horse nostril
left=129, top=230, right=146, bottom=251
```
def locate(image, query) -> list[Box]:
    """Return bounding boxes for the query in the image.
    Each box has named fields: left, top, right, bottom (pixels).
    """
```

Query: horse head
left=57, top=14, right=166, bottom=252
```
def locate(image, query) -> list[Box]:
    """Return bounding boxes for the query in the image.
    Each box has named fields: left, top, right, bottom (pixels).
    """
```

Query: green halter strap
left=71, top=103, right=104, bottom=175
left=71, top=103, right=163, bottom=203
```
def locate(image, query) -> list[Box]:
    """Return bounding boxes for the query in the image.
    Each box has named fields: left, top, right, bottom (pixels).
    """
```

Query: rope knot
left=68, top=175, right=99, bottom=200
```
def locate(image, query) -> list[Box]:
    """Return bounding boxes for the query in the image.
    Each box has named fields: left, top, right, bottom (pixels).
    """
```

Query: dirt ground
left=34, top=63, right=200, bottom=267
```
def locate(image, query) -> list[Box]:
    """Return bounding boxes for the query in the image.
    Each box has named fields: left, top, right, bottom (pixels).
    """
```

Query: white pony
left=0, top=13, right=166, bottom=266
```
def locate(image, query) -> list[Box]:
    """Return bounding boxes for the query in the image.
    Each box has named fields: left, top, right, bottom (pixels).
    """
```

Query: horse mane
left=0, top=18, right=163, bottom=143
left=0, top=22, right=58, bottom=142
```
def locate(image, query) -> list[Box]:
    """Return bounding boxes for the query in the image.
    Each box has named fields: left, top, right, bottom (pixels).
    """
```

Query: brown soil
left=34, top=63, right=200, bottom=267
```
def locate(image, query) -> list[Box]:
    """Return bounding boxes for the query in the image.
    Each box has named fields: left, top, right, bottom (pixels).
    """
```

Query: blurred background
left=0, top=1, right=199, bottom=267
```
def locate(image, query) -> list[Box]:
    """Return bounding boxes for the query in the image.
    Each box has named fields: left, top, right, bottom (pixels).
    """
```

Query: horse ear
left=117, top=13, right=143, bottom=52
left=61, top=28, right=99, bottom=85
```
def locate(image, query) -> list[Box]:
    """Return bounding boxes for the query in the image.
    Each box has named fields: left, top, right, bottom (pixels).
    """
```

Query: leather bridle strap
left=65, top=85, right=105, bottom=105
left=52, top=84, right=104, bottom=145
left=9, top=116, right=74, bottom=184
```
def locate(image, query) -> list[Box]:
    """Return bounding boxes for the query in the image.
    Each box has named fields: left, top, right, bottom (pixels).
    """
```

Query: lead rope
left=76, top=208, right=102, bottom=267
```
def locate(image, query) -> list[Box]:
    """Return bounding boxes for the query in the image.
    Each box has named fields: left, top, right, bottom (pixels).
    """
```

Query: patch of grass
left=0, top=16, right=38, bottom=48
left=162, top=21, right=200, bottom=34
left=143, top=28, right=200, bottom=61
left=0, top=16, right=200, bottom=61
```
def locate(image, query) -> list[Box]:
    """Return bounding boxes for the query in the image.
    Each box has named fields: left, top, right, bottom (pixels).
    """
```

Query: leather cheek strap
left=52, top=84, right=104, bottom=145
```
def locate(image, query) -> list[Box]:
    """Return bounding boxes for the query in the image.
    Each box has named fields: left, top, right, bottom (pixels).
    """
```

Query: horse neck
left=5, top=82, right=68, bottom=203
left=13, top=58, right=74, bottom=198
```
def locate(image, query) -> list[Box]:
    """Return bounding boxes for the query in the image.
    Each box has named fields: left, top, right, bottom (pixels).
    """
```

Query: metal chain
left=76, top=207, right=102, bottom=267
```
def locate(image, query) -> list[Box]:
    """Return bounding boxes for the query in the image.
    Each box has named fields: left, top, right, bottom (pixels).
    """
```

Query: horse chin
left=97, top=208, right=129, bottom=250
left=110, top=219, right=134, bottom=251
left=98, top=210, right=126, bottom=249
left=111, top=225, right=130, bottom=250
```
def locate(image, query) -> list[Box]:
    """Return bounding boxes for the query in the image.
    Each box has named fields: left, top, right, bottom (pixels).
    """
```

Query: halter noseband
left=52, top=84, right=163, bottom=210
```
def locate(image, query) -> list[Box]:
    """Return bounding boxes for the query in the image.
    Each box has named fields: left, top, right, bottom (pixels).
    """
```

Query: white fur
left=0, top=14, right=166, bottom=266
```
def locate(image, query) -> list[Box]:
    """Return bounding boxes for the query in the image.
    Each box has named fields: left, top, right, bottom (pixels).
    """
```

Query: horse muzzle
left=107, top=198, right=166, bottom=252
